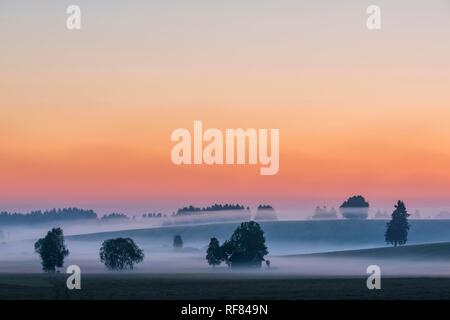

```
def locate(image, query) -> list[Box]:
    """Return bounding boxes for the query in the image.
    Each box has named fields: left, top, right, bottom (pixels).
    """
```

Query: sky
left=1, top=1, right=450, bottom=215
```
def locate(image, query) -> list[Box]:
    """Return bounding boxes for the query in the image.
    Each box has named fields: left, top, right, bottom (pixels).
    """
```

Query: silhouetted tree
left=340, top=195, right=370, bottom=219
left=34, top=228, right=69, bottom=272
left=206, top=237, right=222, bottom=268
left=173, top=235, right=184, bottom=249
left=257, top=205, right=274, bottom=210
left=385, top=201, right=410, bottom=246
left=254, top=204, right=278, bottom=221
left=230, top=221, right=267, bottom=253
left=312, top=206, right=337, bottom=219
left=220, top=239, right=235, bottom=264
left=142, top=213, right=163, bottom=219
left=99, top=238, right=144, bottom=270
left=216, top=221, right=268, bottom=268
left=101, top=213, right=129, bottom=221
left=340, top=195, right=369, bottom=208
left=176, top=203, right=246, bottom=216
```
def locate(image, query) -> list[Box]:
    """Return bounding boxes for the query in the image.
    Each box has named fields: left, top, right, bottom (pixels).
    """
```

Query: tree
left=100, top=238, right=144, bottom=270
left=173, top=235, right=183, bottom=249
left=206, top=237, right=222, bottom=268
left=34, top=228, right=69, bottom=272
left=229, top=221, right=268, bottom=256
left=340, top=195, right=369, bottom=208
left=220, top=239, right=235, bottom=264
left=340, top=195, right=370, bottom=219
left=218, top=221, right=268, bottom=268
left=385, top=201, right=410, bottom=246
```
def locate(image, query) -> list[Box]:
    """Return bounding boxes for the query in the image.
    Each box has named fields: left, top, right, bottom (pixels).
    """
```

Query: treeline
left=143, top=212, right=166, bottom=218
left=1, top=203, right=274, bottom=225
left=101, top=213, right=129, bottom=221
left=176, top=203, right=248, bottom=216
left=101, top=212, right=167, bottom=221
left=257, top=205, right=274, bottom=210
left=0, top=208, right=97, bottom=225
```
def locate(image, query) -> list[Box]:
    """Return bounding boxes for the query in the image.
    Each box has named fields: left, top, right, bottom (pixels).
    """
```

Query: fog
left=3, top=219, right=450, bottom=276
left=0, top=219, right=164, bottom=242
left=2, top=238, right=450, bottom=277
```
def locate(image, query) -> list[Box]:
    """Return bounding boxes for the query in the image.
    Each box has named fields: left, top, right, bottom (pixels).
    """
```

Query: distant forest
left=176, top=204, right=248, bottom=216
left=0, top=208, right=171, bottom=226
left=0, top=208, right=97, bottom=225
left=100, top=213, right=129, bottom=221
left=0, top=203, right=269, bottom=225
left=257, top=205, right=274, bottom=210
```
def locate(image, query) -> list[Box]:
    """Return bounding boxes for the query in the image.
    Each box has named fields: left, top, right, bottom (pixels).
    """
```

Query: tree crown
left=100, top=237, right=144, bottom=270
left=34, top=227, right=69, bottom=272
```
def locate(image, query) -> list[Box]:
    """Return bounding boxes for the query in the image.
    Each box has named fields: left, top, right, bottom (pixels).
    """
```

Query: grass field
left=3, top=221, right=450, bottom=299
left=1, top=273, right=450, bottom=300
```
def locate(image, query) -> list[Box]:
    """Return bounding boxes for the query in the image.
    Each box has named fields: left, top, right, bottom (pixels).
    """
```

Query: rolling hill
left=286, top=242, right=450, bottom=260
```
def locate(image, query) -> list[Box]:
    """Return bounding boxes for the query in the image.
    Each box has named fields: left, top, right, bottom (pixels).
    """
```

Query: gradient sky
left=1, top=1, right=450, bottom=215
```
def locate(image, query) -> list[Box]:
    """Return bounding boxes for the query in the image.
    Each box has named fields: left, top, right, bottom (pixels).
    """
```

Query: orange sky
left=1, top=1, right=449, bottom=214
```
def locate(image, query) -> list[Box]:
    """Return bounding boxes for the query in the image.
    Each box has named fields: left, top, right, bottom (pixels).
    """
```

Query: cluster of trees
left=100, top=213, right=129, bottom=221
left=340, top=195, right=369, bottom=208
left=34, top=228, right=146, bottom=272
left=176, top=204, right=248, bottom=216
left=312, top=206, right=338, bottom=219
left=0, top=208, right=170, bottom=226
left=340, top=195, right=370, bottom=219
left=142, top=213, right=166, bottom=218
left=206, top=221, right=268, bottom=268
left=254, top=205, right=278, bottom=221
left=32, top=201, right=411, bottom=273
left=0, top=204, right=277, bottom=226
left=35, top=223, right=271, bottom=272
left=34, top=230, right=188, bottom=272
left=0, top=208, right=97, bottom=225
left=257, top=205, right=274, bottom=210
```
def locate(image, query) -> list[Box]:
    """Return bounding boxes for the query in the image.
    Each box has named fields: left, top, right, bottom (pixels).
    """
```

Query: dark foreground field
left=1, top=273, right=450, bottom=300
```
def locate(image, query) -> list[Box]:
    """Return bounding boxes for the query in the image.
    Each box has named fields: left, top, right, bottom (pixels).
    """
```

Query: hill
left=67, top=220, right=450, bottom=255
left=287, top=242, right=450, bottom=260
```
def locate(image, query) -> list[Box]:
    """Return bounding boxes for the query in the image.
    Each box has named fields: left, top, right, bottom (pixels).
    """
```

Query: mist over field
left=3, top=219, right=450, bottom=276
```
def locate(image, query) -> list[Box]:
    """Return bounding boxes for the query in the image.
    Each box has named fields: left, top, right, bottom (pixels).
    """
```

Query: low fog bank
left=3, top=220, right=450, bottom=275
left=0, top=209, right=280, bottom=242
left=67, top=219, right=450, bottom=254
left=2, top=238, right=450, bottom=277
left=268, top=256, right=450, bottom=277
left=0, top=219, right=166, bottom=242
left=4, top=214, right=450, bottom=245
